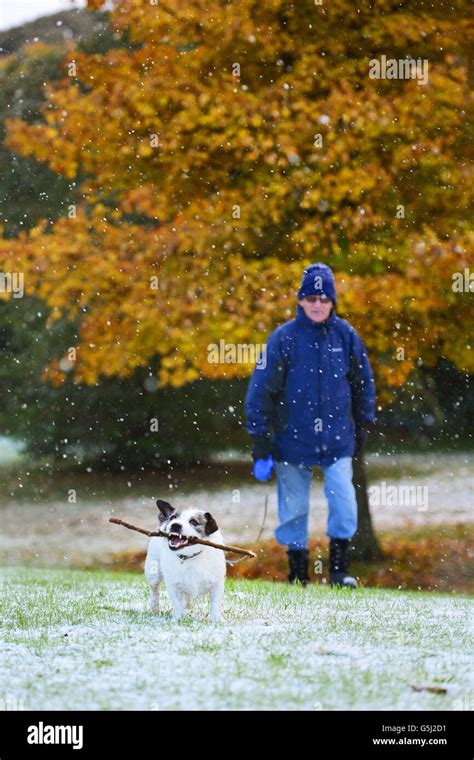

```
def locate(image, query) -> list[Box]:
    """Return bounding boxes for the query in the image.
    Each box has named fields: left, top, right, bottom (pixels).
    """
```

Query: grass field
left=1, top=567, right=472, bottom=711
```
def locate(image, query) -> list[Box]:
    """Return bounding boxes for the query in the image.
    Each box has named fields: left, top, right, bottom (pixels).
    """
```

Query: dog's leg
left=145, top=540, right=163, bottom=614
left=148, top=582, right=160, bottom=614
left=183, top=593, right=192, bottom=609
left=169, top=588, right=186, bottom=622
left=210, top=580, right=224, bottom=623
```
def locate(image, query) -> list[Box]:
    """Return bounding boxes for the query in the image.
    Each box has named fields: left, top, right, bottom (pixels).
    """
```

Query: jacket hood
left=297, top=263, right=337, bottom=305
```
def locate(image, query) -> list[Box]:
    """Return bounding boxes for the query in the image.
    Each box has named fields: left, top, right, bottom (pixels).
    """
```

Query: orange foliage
left=0, top=0, right=472, bottom=397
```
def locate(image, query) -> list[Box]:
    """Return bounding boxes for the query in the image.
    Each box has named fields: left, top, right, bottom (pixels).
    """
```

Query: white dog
left=145, top=499, right=226, bottom=622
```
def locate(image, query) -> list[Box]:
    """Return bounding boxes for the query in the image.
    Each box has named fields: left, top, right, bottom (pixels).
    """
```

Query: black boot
left=329, top=539, right=357, bottom=588
left=287, top=549, right=310, bottom=587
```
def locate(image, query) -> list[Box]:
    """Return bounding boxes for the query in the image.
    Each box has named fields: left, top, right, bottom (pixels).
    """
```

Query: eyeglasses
left=304, top=295, right=332, bottom=304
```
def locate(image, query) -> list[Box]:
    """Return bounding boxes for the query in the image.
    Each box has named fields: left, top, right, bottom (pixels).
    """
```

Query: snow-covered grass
left=1, top=567, right=472, bottom=711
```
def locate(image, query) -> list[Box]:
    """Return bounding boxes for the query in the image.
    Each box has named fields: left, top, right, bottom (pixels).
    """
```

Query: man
left=245, top=263, right=375, bottom=588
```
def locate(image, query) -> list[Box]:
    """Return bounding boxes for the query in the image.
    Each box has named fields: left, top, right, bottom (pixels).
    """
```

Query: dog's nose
left=169, top=522, right=182, bottom=534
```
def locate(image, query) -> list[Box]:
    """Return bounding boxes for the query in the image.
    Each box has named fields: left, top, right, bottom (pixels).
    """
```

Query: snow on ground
left=0, top=436, right=24, bottom=465
left=0, top=452, right=472, bottom=568
left=0, top=567, right=473, bottom=711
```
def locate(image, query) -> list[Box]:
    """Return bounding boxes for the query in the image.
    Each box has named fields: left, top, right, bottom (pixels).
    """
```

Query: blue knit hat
left=297, top=263, right=337, bottom=306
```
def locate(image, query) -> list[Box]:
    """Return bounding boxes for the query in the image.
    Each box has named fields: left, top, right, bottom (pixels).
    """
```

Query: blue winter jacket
left=245, top=305, right=376, bottom=467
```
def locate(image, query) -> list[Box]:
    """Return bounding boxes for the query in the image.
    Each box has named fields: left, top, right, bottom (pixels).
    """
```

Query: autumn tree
left=1, top=0, right=473, bottom=556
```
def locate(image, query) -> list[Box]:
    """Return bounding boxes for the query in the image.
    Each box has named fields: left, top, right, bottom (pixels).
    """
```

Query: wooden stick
left=109, top=517, right=256, bottom=558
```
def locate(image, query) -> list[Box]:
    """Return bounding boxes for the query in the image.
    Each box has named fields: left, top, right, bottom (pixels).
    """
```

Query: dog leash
left=225, top=493, right=269, bottom=566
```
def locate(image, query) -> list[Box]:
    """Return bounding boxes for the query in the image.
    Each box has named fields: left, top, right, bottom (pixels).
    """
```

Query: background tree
left=1, top=0, right=472, bottom=557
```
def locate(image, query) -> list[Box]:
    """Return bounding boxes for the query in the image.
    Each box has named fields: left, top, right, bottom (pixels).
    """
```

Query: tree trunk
left=351, top=446, right=384, bottom=561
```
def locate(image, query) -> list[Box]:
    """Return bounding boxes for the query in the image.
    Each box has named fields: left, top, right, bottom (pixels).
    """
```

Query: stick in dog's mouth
left=168, top=532, right=197, bottom=551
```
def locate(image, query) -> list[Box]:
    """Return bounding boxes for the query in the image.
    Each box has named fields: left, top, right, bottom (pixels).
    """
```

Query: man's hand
left=253, top=454, right=274, bottom=481
left=251, top=433, right=274, bottom=481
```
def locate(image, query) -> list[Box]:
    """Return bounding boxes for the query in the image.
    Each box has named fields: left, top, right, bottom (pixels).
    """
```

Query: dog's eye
left=189, top=519, right=199, bottom=527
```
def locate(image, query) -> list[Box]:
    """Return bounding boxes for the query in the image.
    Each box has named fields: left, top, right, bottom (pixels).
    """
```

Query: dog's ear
left=204, top=512, right=218, bottom=536
left=156, top=499, right=174, bottom=520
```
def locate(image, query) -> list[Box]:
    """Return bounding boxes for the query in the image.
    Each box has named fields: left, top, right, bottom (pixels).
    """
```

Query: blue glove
left=253, top=454, right=274, bottom=481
